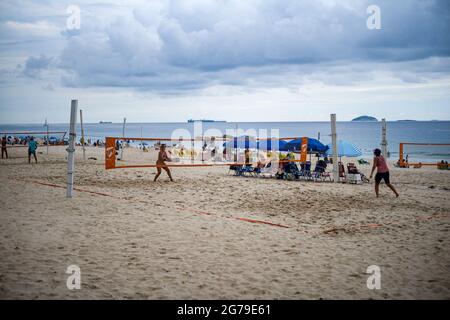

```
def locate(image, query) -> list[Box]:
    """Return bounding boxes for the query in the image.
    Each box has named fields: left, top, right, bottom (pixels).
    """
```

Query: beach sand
left=0, top=146, right=449, bottom=299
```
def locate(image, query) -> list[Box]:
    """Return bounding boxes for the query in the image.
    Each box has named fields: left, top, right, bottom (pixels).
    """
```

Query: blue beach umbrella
left=223, top=136, right=257, bottom=149
left=257, top=139, right=288, bottom=151
left=325, top=140, right=362, bottom=157
left=284, top=138, right=329, bottom=153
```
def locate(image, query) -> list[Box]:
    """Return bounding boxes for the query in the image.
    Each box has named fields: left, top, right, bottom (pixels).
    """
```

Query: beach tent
left=325, top=140, right=362, bottom=157
left=223, top=136, right=257, bottom=149
left=256, top=139, right=288, bottom=151
left=283, top=138, right=329, bottom=153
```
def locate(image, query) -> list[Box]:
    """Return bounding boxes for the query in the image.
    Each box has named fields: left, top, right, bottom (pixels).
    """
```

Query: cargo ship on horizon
left=187, top=119, right=227, bottom=123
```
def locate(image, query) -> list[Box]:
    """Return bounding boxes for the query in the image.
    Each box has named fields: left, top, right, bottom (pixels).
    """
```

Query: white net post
left=66, top=100, right=78, bottom=198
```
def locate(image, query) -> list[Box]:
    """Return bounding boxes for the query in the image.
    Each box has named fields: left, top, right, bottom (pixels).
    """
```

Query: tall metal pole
left=331, top=114, right=339, bottom=183
left=45, top=118, right=49, bottom=155
left=235, top=123, right=238, bottom=163
left=201, top=123, right=204, bottom=163
left=120, top=117, right=126, bottom=160
left=67, top=100, right=78, bottom=198
left=381, top=118, right=388, bottom=158
left=79, top=109, right=86, bottom=161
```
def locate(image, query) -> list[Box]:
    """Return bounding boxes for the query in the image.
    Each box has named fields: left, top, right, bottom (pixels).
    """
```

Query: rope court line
left=10, top=178, right=449, bottom=234
left=12, top=178, right=293, bottom=229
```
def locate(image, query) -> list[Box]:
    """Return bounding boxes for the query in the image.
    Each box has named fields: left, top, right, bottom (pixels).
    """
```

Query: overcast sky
left=0, top=0, right=449, bottom=123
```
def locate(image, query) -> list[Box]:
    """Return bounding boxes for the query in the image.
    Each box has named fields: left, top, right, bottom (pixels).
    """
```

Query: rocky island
left=351, top=115, right=378, bottom=122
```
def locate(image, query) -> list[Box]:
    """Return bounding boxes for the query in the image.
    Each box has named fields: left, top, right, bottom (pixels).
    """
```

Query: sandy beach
left=0, top=145, right=449, bottom=299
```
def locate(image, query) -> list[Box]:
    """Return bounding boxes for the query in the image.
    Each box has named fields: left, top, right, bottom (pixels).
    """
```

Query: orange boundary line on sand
left=16, top=178, right=292, bottom=229
left=11, top=178, right=449, bottom=233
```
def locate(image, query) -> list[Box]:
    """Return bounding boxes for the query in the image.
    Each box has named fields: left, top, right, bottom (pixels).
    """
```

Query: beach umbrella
left=325, top=140, right=362, bottom=157
left=257, top=139, right=288, bottom=151
left=283, top=138, right=329, bottom=153
left=223, top=136, right=257, bottom=149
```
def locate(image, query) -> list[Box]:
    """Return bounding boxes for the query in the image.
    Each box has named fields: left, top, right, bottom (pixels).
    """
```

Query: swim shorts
left=375, top=171, right=390, bottom=184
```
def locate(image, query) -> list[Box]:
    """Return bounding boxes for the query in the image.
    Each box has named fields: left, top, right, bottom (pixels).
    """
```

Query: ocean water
left=1, top=121, right=449, bottom=162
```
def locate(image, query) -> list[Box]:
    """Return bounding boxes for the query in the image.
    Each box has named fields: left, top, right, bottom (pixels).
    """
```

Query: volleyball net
left=104, top=136, right=310, bottom=169
left=0, top=131, right=67, bottom=158
left=398, top=142, right=450, bottom=167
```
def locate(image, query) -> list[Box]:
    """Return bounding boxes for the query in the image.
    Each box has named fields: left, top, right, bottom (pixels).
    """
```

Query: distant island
left=351, top=115, right=378, bottom=122
left=187, top=119, right=226, bottom=123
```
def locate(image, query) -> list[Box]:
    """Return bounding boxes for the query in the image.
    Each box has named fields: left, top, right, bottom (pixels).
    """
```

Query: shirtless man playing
left=154, top=144, right=174, bottom=182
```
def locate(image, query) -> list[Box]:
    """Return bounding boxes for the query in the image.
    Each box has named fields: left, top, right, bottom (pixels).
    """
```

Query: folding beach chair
left=255, top=162, right=277, bottom=178
left=228, top=164, right=241, bottom=175
left=299, top=162, right=312, bottom=180
left=346, top=162, right=369, bottom=183
left=236, top=165, right=256, bottom=176
left=338, top=162, right=346, bottom=182
left=347, top=163, right=358, bottom=174
left=284, top=162, right=301, bottom=181
left=312, top=163, right=332, bottom=182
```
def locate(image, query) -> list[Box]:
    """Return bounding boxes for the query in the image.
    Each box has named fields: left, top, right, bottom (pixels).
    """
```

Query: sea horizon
left=1, top=119, right=450, bottom=125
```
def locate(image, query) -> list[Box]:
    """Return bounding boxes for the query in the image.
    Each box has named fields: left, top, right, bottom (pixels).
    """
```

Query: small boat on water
left=187, top=119, right=226, bottom=123
left=99, top=121, right=112, bottom=124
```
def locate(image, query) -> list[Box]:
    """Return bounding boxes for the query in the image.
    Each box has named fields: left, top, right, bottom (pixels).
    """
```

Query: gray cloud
left=6, top=0, right=450, bottom=93
left=23, top=54, right=57, bottom=78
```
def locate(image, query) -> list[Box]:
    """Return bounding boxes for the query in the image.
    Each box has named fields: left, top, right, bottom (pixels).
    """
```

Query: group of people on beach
left=154, top=143, right=399, bottom=197
left=1, top=135, right=38, bottom=163
left=2, top=134, right=399, bottom=197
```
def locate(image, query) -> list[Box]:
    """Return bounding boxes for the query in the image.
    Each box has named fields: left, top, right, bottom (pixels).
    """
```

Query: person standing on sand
left=1, top=135, right=7, bottom=159
left=370, top=148, right=399, bottom=198
left=154, top=144, right=174, bottom=182
left=28, top=136, right=38, bottom=164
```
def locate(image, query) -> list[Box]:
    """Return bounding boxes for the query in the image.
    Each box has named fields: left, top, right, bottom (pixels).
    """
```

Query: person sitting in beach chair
left=313, top=160, right=332, bottom=181
left=252, top=159, right=266, bottom=174
left=347, top=163, right=359, bottom=174
left=241, top=166, right=256, bottom=176
left=255, top=161, right=278, bottom=178
left=338, top=162, right=346, bottom=182
left=228, top=164, right=241, bottom=175
left=298, top=162, right=312, bottom=180
left=315, top=160, right=327, bottom=173
left=231, top=150, right=255, bottom=176
left=437, top=160, right=448, bottom=170
left=346, top=162, right=369, bottom=184
left=283, top=161, right=300, bottom=180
